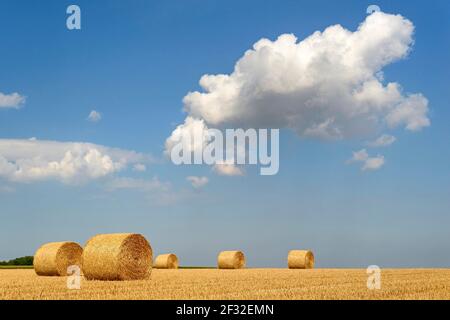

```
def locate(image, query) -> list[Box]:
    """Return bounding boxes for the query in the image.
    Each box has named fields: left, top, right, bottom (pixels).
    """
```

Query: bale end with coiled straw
left=82, top=233, right=153, bottom=281
left=217, top=250, right=246, bottom=269
left=288, top=250, right=315, bottom=269
left=34, top=241, right=83, bottom=276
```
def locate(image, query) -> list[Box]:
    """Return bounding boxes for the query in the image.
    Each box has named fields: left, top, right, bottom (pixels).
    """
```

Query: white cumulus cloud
left=165, top=116, right=209, bottom=158
left=0, top=139, right=149, bottom=183
left=183, top=12, right=429, bottom=135
left=186, top=176, right=209, bottom=188
left=0, top=92, right=26, bottom=109
left=348, top=149, right=385, bottom=171
left=166, top=12, right=429, bottom=168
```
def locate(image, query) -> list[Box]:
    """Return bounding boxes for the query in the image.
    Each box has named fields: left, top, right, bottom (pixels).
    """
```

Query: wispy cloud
left=106, top=176, right=170, bottom=192
left=367, top=134, right=397, bottom=147
left=87, top=110, right=102, bottom=123
left=133, top=163, right=147, bottom=172
left=347, top=149, right=385, bottom=171
left=105, top=176, right=194, bottom=206
left=213, top=163, right=244, bottom=176
left=186, top=176, right=209, bottom=188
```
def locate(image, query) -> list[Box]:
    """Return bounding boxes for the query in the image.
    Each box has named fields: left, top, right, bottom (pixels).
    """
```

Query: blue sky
left=0, top=0, right=449, bottom=268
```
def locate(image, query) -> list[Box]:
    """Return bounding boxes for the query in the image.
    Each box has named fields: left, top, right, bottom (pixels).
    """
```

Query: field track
left=1, top=269, right=450, bottom=300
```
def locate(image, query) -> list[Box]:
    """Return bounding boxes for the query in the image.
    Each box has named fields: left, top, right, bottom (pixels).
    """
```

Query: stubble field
left=1, top=268, right=450, bottom=300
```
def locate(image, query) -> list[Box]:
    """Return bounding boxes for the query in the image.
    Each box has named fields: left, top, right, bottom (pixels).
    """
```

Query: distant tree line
left=0, top=256, right=33, bottom=266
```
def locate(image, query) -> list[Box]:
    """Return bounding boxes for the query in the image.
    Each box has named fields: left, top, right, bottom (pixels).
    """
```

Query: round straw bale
left=288, top=250, right=315, bottom=269
left=217, top=250, right=246, bottom=269
left=34, top=241, right=83, bottom=276
left=154, top=253, right=179, bottom=269
left=82, top=233, right=152, bottom=281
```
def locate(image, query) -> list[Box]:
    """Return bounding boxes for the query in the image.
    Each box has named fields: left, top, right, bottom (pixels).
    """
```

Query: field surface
left=1, top=269, right=450, bottom=300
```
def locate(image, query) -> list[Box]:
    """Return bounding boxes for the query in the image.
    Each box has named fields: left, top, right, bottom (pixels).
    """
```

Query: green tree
left=0, top=256, right=34, bottom=266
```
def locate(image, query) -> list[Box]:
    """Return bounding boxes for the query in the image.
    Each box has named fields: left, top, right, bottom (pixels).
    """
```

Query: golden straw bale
left=82, top=233, right=152, bottom=280
left=154, top=253, right=179, bottom=269
left=34, top=241, right=83, bottom=276
left=217, top=250, right=246, bottom=269
left=288, top=250, right=315, bottom=269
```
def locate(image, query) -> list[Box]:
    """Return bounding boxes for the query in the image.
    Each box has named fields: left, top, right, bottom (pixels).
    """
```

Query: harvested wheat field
left=1, top=268, right=450, bottom=300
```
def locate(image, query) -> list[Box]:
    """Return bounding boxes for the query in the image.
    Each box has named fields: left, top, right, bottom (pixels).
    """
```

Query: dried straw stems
left=217, top=250, right=246, bottom=269
left=288, top=250, right=315, bottom=269
left=82, top=233, right=153, bottom=280
left=154, top=253, right=179, bottom=269
left=34, top=241, right=83, bottom=276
